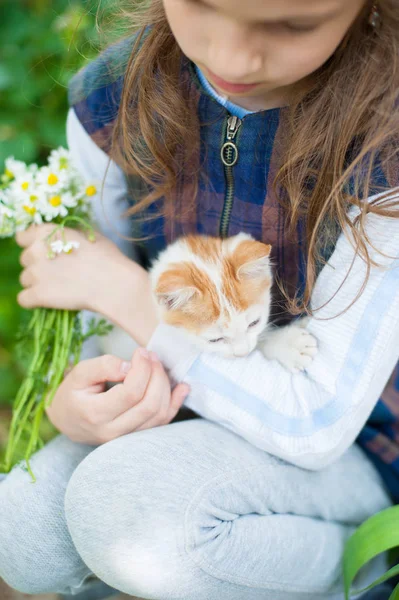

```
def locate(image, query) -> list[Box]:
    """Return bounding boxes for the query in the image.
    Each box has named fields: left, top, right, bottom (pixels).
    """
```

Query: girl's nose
left=208, top=26, right=263, bottom=82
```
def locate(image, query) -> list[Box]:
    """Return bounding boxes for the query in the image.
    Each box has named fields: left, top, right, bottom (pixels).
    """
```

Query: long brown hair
left=110, top=0, right=399, bottom=315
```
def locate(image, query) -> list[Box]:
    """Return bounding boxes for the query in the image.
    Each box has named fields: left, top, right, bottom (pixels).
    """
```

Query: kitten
left=150, top=233, right=317, bottom=372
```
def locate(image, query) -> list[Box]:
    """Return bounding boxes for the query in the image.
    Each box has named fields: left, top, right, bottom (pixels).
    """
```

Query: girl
left=1, top=0, right=399, bottom=599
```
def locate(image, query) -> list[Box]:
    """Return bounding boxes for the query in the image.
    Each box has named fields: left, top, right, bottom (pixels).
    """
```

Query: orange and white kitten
left=150, top=233, right=317, bottom=372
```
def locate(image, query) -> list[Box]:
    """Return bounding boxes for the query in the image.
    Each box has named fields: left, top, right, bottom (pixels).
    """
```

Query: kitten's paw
left=281, top=327, right=318, bottom=373
left=261, top=324, right=318, bottom=373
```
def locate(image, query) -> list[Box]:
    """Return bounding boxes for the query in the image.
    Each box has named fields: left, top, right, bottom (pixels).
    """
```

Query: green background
left=0, top=0, right=122, bottom=410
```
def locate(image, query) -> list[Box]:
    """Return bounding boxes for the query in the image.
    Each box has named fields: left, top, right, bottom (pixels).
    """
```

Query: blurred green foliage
left=0, top=0, right=122, bottom=406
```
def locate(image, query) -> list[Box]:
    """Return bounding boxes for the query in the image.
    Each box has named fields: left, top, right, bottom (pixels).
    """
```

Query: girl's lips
left=206, top=69, right=261, bottom=94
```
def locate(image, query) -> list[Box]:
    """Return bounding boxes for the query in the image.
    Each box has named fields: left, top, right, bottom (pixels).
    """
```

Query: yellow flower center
left=23, top=205, right=36, bottom=216
left=21, top=181, right=29, bottom=191
left=47, top=173, right=58, bottom=185
left=49, top=195, right=62, bottom=207
left=5, top=168, right=14, bottom=179
left=85, top=185, right=97, bottom=197
left=59, top=158, right=68, bottom=170
left=30, top=195, right=38, bottom=202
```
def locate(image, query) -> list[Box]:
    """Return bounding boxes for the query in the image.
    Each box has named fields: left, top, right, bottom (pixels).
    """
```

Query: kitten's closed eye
left=208, top=319, right=260, bottom=345
left=248, top=318, right=260, bottom=328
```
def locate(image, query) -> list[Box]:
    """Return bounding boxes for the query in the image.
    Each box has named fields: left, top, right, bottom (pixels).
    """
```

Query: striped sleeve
left=148, top=200, right=399, bottom=470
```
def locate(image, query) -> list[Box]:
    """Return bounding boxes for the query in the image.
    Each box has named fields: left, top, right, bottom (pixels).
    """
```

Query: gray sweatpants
left=0, top=418, right=392, bottom=599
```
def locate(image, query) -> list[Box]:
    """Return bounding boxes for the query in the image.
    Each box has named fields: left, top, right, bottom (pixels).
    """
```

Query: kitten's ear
left=156, top=287, right=198, bottom=311
left=233, top=240, right=272, bottom=281
left=155, top=269, right=199, bottom=311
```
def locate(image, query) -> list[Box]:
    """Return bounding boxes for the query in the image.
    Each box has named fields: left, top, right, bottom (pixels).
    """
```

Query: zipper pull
left=226, top=116, right=242, bottom=140
left=221, top=116, right=242, bottom=167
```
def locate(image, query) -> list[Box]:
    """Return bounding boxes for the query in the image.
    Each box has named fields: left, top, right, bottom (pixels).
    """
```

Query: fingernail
left=121, top=361, right=131, bottom=374
left=138, top=348, right=150, bottom=359
left=149, top=351, right=159, bottom=363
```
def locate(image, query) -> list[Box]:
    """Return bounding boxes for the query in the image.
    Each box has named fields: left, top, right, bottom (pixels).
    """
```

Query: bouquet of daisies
left=0, top=149, right=111, bottom=480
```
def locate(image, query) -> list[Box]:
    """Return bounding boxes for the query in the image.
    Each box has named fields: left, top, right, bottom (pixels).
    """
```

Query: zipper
left=219, top=115, right=242, bottom=237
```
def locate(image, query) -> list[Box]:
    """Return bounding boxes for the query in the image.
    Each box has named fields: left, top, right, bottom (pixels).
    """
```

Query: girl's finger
left=15, top=228, right=33, bottom=248
left=104, top=357, right=170, bottom=436
left=134, top=382, right=191, bottom=431
left=20, top=247, right=35, bottom=268
left=19, top=268, right=35, bottom=288
left=17, top=288, right=38, bottom=309
left=15, top=224, right=53, bottom=248
left=92, top=348, right=153, bottom=421
left=71, top=353, right=132, bottom=388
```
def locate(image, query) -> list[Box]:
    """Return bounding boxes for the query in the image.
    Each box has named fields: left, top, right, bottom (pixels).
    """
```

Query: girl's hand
left=16, top=223, right=142, bottom=313
left=46, top=347, right=190, bottom=445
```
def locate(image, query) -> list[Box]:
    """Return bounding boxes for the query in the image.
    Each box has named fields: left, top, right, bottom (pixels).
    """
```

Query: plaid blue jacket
left=68, top=36, right=399, bottom=501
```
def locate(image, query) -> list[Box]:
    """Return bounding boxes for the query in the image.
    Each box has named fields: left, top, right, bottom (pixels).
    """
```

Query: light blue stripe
left=188, top=262, right=399, bottom=437
left=195, top=66, right=255, bottom=119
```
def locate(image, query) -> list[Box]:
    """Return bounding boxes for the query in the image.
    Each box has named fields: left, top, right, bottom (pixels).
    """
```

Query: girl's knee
left=64, top=433, right=198, bottom=597
left=64, top=430, right=266, bottom=599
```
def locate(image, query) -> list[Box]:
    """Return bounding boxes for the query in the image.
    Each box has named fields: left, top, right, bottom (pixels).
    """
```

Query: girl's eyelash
left=209, top=337, right=224, bottom=343
left=248, top=318, right=260, bottom=328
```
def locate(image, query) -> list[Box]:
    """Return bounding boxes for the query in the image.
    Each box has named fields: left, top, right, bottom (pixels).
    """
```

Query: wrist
left=94, top=256, right=159, bottom=346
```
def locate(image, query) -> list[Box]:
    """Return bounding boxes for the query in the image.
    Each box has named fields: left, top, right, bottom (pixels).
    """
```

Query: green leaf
left=389, top=584, right=399, bottom=600
left=343, top=505, right=399, bottom=598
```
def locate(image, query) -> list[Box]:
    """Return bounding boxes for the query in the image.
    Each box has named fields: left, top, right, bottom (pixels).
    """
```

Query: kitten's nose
left=232, top=340, right=255, bottom=357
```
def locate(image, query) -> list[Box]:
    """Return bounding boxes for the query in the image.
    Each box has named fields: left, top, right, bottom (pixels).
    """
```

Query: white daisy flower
left=61, top=191, right=79, bottom=209
left=48, top=147, right=71, bottom=172
left=50, top=239, right=80, bottom=254
left=2, top=146, right=95, bottom=234
left=14, top=201, right=43, bottom=230
left=49, top=239, right=64, bottom=254
left=7, top=180, right=43, bottom=226
left=63, top=240, right=80, bottom=253
left=38, top=188, right=81, bottom=221
left=9, top=171, right=37, bottom=199
left=40, top=193, right=69, bottom=221
left=4, top=157, right=29, bottom=181
left=36, top=166, right=68, bottom=193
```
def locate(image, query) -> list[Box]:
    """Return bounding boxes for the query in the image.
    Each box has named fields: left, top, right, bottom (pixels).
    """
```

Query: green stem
left=45, top=216, right=96, bottom=245
left=23, top=310, right=64, bottom=460
left=24, top=311, right=76, bottom=481
left=24, top=400, right=45, bottom=482
left=4, top=309, right=57, bottom=472
left=45, top=310, right=68, bottom=406
left=4, top=310, right=45, bottom=467
left=4, top=304, right=100, bottom=476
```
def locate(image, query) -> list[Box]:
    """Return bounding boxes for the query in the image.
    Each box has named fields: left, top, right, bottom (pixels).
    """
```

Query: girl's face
left=163, top=0, right=366, bottom=109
